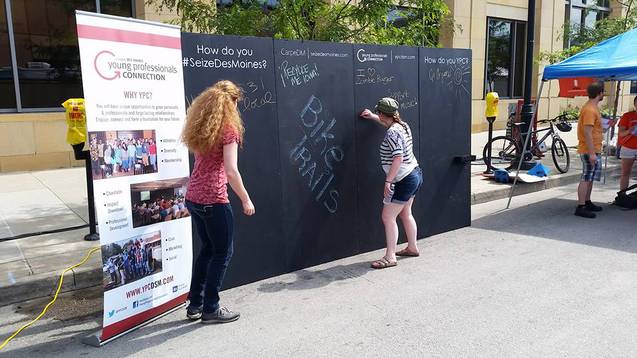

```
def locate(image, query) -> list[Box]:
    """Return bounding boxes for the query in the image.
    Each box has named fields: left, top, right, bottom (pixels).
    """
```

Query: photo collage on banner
left=76, top=11, right=191, bottom=342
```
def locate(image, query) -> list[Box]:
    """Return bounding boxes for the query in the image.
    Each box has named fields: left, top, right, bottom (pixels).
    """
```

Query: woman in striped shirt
left=360, top=97, right=423, bottom=269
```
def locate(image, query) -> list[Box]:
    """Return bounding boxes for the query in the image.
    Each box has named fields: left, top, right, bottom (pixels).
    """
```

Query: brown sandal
left=396, top=248, right=420, bottom=257
left=371, top=257, right=397, bottom=269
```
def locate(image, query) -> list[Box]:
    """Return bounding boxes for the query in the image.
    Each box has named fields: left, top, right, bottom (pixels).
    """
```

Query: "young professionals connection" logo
left=93, top=50, right=178, bottom=81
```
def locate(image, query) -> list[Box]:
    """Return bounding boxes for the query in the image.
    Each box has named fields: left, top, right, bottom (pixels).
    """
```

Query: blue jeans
left=186, top=200, right=234, bottom=313
left=150, top=154, right=157, bottom=171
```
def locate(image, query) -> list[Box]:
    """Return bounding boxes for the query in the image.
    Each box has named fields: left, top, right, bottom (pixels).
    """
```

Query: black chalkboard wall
left=418, top=48, right=472, bottom=236
left=352, top=44, right=421, bottom=253
left=181, top=34, right=471, bottom=289
left=181, top=33, right=285, bottom=287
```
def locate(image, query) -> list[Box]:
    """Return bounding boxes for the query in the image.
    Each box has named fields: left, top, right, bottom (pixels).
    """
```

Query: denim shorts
left=385, top=167, right=423, bottom=204
left=580, top=153, right=601, bottom=182
left=620, top=146, right=637, bottom=160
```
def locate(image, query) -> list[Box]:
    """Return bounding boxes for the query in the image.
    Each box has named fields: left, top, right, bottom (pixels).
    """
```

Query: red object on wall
left=558, top=77, right=595, bottom=97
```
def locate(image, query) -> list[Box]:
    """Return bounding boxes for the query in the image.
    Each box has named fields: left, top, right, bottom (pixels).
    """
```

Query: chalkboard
left=352, top=44, right=421, bottom=253
left=180, top=34, right=472, bottom=288
left=181, top=33, right=285, bottom=287
left=418, top=48, right=472, bottom=236
left=274, top=39, right=358, bottom=270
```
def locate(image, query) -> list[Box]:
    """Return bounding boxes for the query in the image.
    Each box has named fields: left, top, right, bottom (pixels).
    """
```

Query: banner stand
left=81, top=302, right=185, bottom=347
left=70, top=143, right=99, bottom=241
left=76, top=10, right=192, bottom=347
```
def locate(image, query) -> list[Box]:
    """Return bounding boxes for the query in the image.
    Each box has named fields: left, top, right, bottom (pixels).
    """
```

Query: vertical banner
left=76, top=11, right=191, bottom=342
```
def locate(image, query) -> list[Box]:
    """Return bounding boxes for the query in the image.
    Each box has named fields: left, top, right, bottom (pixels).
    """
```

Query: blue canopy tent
left=507, top=28, right=637, bottom=208
left=543, top=28, right=637, bottom=81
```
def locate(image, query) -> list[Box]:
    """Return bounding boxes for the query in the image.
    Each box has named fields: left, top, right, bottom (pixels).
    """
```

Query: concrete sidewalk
left=1, top=174, right=636, bottom=357
left=0, top=125, right=624, bottom=307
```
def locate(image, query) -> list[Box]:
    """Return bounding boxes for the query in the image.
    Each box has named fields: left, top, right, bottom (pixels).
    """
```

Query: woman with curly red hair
left=181, top=80, right=255, bottom=324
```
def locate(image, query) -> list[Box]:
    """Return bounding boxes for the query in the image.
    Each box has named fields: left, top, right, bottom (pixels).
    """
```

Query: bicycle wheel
left=551, top=137, right=570, bottom=173
left=483, top=136, right=520, bottom=171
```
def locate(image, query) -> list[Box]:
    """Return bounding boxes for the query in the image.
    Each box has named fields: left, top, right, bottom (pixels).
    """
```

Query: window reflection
left=11, top=0, right=95, bottom=108
left=100, top=0, right=133, bottom=17
left=9, top=1, right=133, bottom=109
left=486, top=18, right=526, bottom=98
left=0, top=0, right=16, bottom=109
left=486, top=19, right=512, bottom=96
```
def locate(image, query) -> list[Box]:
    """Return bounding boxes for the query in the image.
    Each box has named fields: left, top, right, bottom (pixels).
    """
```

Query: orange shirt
left=618, top=111, right=637, bottom=150
left=577, top=102, right=603, bottom=154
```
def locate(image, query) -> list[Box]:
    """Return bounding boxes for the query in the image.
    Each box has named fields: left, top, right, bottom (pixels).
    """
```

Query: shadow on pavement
left=471, top=196, right=637, bottom=254
left=257, top=261, right=373, bottom=293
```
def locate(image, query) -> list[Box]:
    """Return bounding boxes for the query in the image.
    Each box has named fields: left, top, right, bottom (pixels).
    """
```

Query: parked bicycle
left=483, top=113, right=574, bottom=173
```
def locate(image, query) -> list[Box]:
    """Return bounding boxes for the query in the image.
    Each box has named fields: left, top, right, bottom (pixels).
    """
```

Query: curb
left=0, top=265, right=102, bottom=307
left=471, top=164, right=622, bottom=205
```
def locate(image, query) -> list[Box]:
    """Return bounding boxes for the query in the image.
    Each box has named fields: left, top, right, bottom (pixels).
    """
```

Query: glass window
left=584, top=9, right=598, bottom=28
left=513, top=21, right=526, bottom=98
left=570, top=7, right=583, bottom=28
left=596, top=0, right=610, bottom=8
left=100, top=0, right=133, bottom=17
left=11, top=0, right=95, bottom=108
left=631, top=81, right=637, bottom=94
left=217, top=0, right=278, bottom=9
left=387, top=6, right=417, bottom=28
left=565, top=0, right=610, bottom=48
left=0, top=0, right=16, bottom=109
left=486, top=19, right=512, bottom=96
left=485, top=18, right=526, bottom=98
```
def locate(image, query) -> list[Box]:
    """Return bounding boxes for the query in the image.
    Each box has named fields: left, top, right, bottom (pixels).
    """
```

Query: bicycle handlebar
left=537, top=113, right=572, bottom=124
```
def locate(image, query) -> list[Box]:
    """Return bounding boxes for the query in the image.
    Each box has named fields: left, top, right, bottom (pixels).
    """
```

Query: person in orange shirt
left=575, top=82, right=605, bottom=218
left=618, top=96, right=637, bottom=191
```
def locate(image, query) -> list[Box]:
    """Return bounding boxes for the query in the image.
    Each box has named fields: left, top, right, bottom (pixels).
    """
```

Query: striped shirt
left=380, top=122, right=418, bottom=182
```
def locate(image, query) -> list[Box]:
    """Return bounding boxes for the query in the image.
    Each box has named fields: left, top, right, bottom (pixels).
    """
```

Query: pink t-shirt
left=186, top=128, right=240, bottom=205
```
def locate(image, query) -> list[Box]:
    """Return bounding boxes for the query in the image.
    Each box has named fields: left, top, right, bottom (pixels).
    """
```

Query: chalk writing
left=289, top=95, right=343, bottom=214
left=426, top=57, right=471, bottom=95
left=239, top=79, right=276, bottom=113
left=355, top=68, right=395, bottom=86
left=387, top=89, right=418, bottom=110
left=279, top=61, right=320, bottom=88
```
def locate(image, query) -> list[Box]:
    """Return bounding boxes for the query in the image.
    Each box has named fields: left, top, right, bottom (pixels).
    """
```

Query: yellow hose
left=0, top=246, right=101, bottom=350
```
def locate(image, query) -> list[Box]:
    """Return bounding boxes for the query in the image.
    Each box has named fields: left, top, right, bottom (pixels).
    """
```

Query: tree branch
left=330, top=0, right=353, bottom=26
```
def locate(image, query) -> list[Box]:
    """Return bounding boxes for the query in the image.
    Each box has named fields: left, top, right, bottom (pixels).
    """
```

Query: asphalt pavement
left=1, top=172, right=635, bottom=358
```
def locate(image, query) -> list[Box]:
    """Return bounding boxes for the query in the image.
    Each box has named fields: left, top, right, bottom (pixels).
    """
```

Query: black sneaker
left=575, top=205, right=596, bottom=218
left=201, top=307, right=240, bottom=324
left=186, top=306, right=202, bottom=320
left=585, top=200, right=603, bottom=212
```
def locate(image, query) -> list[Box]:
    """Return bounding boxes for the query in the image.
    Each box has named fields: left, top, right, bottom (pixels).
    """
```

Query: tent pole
left=604, top=80, right=621, bottom=184
left=507, top=80, right=546, bottom=209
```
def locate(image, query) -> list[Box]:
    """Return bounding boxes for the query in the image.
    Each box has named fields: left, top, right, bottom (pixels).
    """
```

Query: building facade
left=442, top=0, right=637, bottom=132
left=0, top=0, right=635, bottom=172
left=0, top=0, right=173, bottom=172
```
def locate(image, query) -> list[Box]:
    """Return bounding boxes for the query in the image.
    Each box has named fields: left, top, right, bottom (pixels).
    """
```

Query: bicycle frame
left=512, top=120, right=562, bottom=157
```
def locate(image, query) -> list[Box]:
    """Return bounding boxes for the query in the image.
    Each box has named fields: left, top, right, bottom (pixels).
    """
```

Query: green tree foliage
left=539, top=0, right=637, bottom=64
left=150, top=0, right=454, bottom=46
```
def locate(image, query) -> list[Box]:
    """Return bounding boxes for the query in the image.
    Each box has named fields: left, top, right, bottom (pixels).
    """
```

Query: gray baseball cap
left=375, top=97, right=399, bottom=115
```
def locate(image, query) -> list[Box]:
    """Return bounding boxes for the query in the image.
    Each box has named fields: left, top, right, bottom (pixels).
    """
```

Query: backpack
left=614, top=183, right=637, bottom=209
